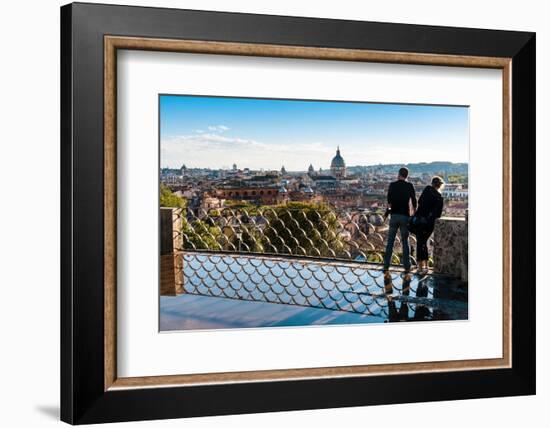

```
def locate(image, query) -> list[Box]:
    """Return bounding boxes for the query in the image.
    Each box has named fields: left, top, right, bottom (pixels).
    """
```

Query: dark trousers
left=383, top=214, right=410, bottom=270
left=416, top=226, right=434, bottom=261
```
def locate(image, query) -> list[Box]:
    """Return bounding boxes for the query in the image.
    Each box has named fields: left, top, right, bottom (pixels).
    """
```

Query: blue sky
left=160, top=95, right=469, bottom=170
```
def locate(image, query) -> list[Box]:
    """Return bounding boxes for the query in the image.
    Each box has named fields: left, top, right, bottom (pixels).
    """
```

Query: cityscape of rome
left=160, top=146, right=468, bottom=222
left=158, top=95, right=470, bottom=329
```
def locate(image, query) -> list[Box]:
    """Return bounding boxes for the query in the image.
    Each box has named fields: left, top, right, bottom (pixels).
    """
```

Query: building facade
left=216, top=186, right=288, bottom=205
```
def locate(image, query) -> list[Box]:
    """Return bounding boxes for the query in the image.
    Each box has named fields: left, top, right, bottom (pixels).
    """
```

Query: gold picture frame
left=103, top=35, right=512, bottom=391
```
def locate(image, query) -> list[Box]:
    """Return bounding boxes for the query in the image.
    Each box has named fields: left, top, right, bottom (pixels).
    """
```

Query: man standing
left=383, top=167, right=417, bottom=273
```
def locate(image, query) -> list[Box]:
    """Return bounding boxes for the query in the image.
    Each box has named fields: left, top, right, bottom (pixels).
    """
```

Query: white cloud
left=206, top=125, right=230, bottom=133
left=161, top=133, right=335, bottom=170
left=161, top=133, right=467, bottom=170
left=166, top=133, right=263, bottom=148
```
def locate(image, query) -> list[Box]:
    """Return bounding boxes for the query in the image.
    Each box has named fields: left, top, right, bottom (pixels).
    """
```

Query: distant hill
left=348, top=161, right=468, bottom=176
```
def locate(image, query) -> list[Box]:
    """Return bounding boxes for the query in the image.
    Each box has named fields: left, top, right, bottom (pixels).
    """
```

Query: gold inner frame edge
left=104, top=36, right=512, bottom=391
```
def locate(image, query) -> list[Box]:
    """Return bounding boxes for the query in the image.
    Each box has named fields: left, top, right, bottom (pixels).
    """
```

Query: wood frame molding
left=103, top=35, right=512, bottom=391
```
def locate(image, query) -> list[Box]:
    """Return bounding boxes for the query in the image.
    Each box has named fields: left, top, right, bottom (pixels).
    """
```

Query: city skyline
left=160, top=95, right=469, bottom=170
left=162, top=160, right=468, bottom=173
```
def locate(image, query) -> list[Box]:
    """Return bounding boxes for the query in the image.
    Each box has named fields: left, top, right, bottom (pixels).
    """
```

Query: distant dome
left=330, top=147, right=345, bottom=168
left=330, top=146, right=347, bottom=179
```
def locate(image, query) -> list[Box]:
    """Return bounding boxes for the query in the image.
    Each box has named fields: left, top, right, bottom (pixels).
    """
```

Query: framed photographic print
left=61, top=2, right=536, bottom=424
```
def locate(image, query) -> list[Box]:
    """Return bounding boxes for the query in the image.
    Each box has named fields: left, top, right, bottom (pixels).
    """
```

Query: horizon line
left=162, top=161, right=469, bottom=171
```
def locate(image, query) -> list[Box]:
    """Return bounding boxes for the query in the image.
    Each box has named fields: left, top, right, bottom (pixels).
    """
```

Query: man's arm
left=410, top=183, right=417, bottom=210
left=385, top=183, right=393, bottom=219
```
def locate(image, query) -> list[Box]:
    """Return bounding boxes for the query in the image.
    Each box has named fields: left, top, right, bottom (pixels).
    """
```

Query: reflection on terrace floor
left=160, top=252, right=468, bottom=331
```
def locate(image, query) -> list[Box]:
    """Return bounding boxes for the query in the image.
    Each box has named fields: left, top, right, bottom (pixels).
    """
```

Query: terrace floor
left=160, top=252, right=468, bottom=331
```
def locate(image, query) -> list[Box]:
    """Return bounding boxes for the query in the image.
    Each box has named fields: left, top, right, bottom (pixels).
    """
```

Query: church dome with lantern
left=330, top=146, right=347, bottom=179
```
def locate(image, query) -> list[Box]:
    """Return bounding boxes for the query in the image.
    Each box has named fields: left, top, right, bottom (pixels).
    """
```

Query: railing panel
left=167, top=206, right=434, bottom=267
left=177, top=252, right=468, bottom=321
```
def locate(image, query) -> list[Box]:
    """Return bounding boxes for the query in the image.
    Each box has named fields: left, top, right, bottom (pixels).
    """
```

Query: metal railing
left=171, top=205, right=433, bottom=267
left=179, top=251, right=468, bottom=321
left=183, top=252, right=431, bottom=318
left=160, top=206, right=468, bottom=320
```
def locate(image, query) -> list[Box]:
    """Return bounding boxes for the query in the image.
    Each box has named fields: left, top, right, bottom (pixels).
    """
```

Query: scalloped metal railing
left=173, top=206, right=434, bottom=267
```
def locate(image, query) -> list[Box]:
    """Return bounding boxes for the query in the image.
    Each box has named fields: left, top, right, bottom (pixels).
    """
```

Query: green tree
left=261, top=202, right=343, bottom=257
left=223, top=199, right=257, bottom=212
left=160, top=184, right=186, bottom=208
left=181, top=218, right=223, bottom=251
left=447, top=174, right=468, bottom=184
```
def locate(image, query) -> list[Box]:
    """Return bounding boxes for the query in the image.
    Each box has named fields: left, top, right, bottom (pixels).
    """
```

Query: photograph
left=159, top=94, right=469, bottom=331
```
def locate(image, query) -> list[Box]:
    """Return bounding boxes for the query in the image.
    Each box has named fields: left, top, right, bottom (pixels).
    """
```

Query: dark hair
left=398, top=167, right=409, bottom=179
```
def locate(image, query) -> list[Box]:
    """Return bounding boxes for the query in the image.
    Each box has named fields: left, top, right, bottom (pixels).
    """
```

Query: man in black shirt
left=383, top=167, right=417, bottom=273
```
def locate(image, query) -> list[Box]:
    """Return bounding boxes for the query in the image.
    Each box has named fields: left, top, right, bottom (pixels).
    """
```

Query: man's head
left=398, top=167, right=409, bottom=180
left=431, top=175, right=445, bottom=190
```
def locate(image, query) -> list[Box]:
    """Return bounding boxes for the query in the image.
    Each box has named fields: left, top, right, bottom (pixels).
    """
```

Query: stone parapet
left=160, top=207, right=184, bottom=295
left=433, top=217, right=468, bottom=281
